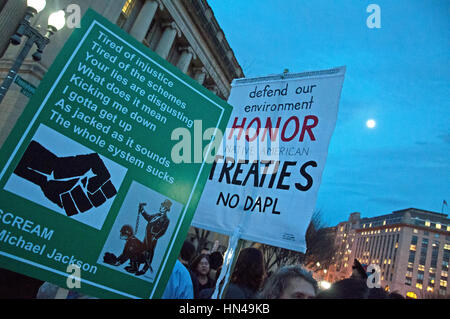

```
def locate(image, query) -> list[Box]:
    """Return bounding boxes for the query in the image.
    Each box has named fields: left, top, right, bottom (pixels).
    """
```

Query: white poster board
left=192, top=67, right=346, bottom=252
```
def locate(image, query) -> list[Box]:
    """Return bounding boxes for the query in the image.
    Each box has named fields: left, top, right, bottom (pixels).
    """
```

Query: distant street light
left=0, top=0, right=65, bottom=103
left=319, top=280, right=331, bottom=290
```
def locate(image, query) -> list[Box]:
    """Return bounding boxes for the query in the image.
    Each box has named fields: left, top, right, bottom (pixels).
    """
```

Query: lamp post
left=0, top=0, right=65, bottom=104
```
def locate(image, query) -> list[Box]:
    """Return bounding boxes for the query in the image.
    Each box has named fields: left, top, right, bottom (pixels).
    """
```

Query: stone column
left=176, top=47, right=195, bottom=74
left=129, top=0, right=162, bottom=42
left=154, top=22, right=180, bottom=60
left=193, top=67, right=207, bottom=85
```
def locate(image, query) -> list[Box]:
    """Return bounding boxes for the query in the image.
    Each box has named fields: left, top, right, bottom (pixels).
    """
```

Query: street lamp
left=0, top=0, right=65, bottom=103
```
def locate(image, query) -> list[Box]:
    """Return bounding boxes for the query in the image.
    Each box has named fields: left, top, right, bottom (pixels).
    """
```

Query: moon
left=366, top=119, right=376, bottom=128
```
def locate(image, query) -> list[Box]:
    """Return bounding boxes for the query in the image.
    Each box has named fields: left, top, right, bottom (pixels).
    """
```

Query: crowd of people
left=170, top=240, right=405, bottom=299
left=0, top=240, right=405, bottom=299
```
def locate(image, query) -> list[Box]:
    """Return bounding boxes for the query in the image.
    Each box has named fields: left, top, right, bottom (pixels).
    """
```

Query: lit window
left=395, top=242, right=399, bottom=248
left=425, top=220, right=431, bottom=227
left=383, top=220, right=386, bottom=225
left=416, top=283, right=423, bottom=289
left=406, top=291, right=417, bottom=299
left=413, top=229, right=418, bottom=233
left=410, top=245, right=416, bottom=251
left=121, top=0, right=135, bottom=17
left=440, top=280, right=447, bottom=287
left=436, top=223, right=441, bottom=229
left=427, top=287, right=434, bottom=292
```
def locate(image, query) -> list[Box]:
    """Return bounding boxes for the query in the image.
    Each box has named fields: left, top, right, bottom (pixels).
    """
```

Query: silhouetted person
left=179, top=240, right=200, bottom=298
left=0, top=268, right=43, bottom=299
left=224, top=247, right=265, bottom=299
left=315, top=277, right=369, bottom=299
left=388, top=291, right=405, bottom=299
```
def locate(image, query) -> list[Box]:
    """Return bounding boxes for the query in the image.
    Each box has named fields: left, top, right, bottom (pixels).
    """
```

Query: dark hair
left=388, top=291, right=405, bottom=299
left=368, top=287, right=388, bottom=299
left=231, top=247, right=265, bottom=292
left=190, top=254, right=210, bottom=275
left=315, top=278, right=369, bottom=299
left=209, top=251, right=224, bottom=270
left=258, top=265, right=318, bottom=299
left=180, top=240, right=196, bottom=263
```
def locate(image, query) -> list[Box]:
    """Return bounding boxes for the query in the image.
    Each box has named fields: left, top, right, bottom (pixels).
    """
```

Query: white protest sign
left=192, top=67, right=345, bottom=252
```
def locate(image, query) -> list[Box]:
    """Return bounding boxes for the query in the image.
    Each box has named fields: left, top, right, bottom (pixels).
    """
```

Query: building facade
left=0, top=0, right=243, bottom=147
left=326, top=208, right=450, bottom=298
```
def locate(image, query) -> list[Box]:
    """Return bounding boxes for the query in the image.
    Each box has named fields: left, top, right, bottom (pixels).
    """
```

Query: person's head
left=368, top=287, right=388, bottom=299
left=259, top=265, right=318, bottom=299
left=191, top=254, right=210, bottom=277
left=180, top=240, right=196, bottom=265
left=388, top=291, right=405, bottom=299
left=209, top=251, right=224, bottom=270
left=351, top=259, right=368, bottom=280
left=315, top=278, right=369, bottom=299
left=119, top=225, right=134, bottom=240
left=160, top=199, right=172, bottom=213
left=231, top=247, right=265, bottom=292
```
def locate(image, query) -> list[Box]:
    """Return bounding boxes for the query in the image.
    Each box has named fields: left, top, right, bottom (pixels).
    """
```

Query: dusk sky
left=208, top=0, right=450, bottom=226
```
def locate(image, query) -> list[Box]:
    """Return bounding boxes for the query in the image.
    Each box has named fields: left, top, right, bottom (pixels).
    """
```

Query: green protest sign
left=0, top=9, right=232, bottom=298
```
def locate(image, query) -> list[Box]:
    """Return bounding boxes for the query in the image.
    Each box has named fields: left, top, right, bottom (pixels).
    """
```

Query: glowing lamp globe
left=27, top=0, right=46, bottom=13
left=48, top=10, right=66, bottom=31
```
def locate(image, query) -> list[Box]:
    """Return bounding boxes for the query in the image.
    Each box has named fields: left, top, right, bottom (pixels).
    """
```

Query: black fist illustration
left=14, top=141, right=117, bottom=216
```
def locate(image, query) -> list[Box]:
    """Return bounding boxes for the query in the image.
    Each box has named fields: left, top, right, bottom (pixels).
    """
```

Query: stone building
left=325, top=208, right=450, bottom=298
left=0, top=0, right=243, bottom=147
